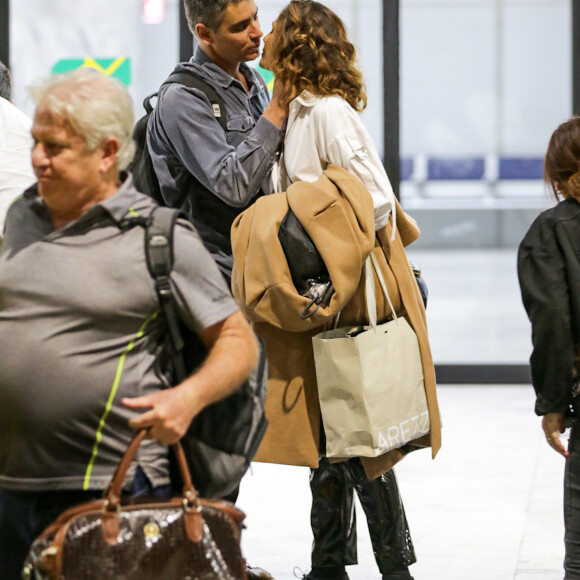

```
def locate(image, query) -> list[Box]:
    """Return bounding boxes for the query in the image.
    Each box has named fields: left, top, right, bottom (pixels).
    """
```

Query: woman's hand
left=542, top=412, right=569, bottom=457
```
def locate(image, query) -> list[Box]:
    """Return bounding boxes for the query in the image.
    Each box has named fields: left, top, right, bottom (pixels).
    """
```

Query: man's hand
left=122, top=383, right=202, bottom=445
left=263, top=77, right=289, bottom=129
left=542, top=412, right=569, bottom=458
left=122, top=311, right=259, bottom=446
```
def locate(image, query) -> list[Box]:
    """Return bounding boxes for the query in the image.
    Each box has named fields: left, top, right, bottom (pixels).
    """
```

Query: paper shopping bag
left=312, top=255, right=429, bottom=458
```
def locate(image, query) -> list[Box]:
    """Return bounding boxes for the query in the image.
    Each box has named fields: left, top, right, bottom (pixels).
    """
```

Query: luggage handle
left=104, top=429, right=199, bottom=513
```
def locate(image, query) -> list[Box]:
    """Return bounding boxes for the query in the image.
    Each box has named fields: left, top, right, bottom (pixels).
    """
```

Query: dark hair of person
left=183, top=0, right=244, bottom=33
left=269, top=0, right=366, bottom=111
left=544, top=116, right=580, bottom=201
left=0, top=60, right=11, bottom=101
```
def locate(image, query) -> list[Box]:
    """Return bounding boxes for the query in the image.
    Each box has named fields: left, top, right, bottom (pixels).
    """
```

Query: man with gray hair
left=0, top=60, right=35, bottom=237
left=148, top=0, right=288, bottom=286
left=0, top=68, right=259, bottom=579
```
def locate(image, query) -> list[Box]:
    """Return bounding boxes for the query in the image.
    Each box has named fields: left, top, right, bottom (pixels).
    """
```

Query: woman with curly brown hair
left=519, top=116, right=580, bottom=579
left=260, top=2, right=417, bottom=579
left=261, top=0, right=395, bottom=232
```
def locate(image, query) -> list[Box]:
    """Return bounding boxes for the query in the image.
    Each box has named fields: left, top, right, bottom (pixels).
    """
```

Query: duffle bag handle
left=104, top=429, right=199, bottom=512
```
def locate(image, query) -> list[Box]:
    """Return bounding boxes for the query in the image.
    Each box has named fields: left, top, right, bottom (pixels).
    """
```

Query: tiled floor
left=238, top=385, right=566, bottom=580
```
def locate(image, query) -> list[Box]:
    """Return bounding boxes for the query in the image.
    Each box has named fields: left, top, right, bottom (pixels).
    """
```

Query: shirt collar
left=287, top=91, right=320, bottom=130
left=25, top=173, right=153, bottom=234
left=98, top=172, right=153, bottom=224
left=294, top=90, right=320, bottom=108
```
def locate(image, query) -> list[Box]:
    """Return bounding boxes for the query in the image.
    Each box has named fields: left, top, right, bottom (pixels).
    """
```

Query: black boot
left=348, top=460, right=416, bottom=575
left=309, top=458, right=358, bottom=568
left=303, top=565, right=350, bottom=580
left=246, top=564, right=275, bottom=579
left=382, top=570, right=414, bottom=580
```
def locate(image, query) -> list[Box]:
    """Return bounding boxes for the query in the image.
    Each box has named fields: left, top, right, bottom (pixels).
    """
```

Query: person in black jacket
left=518, top=116, right=580, bottom=580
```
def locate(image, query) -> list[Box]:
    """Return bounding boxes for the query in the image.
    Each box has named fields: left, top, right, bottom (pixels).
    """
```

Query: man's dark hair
left=183, top=0, right=244, bottom=33
left=0, top=60, right=11, bottom=101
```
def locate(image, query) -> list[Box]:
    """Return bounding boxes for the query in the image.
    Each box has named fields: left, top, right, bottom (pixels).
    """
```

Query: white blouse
left=276, top=91, right=396, bottom=233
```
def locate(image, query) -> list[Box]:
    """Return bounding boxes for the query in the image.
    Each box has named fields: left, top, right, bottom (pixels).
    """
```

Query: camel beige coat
left=231, top=165, right=441, bottom=479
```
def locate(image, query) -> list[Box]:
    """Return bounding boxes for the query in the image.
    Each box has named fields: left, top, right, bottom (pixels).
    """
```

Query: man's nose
left=31, top=143, right=48, bottom=167
left=250, top=20, right=263, bottom=40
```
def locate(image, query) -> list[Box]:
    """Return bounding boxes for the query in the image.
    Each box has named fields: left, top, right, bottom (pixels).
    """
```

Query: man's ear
left=195, top=22, right=213, bottom=45
left=100, top=137, right=120, bottom=173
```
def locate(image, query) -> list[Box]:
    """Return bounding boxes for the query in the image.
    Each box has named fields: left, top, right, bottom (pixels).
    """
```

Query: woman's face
left=259, top=23, right=277, bottom=71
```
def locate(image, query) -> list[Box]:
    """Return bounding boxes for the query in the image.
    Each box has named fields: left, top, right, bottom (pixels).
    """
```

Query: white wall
left=9, top=0, right=179, bottom=119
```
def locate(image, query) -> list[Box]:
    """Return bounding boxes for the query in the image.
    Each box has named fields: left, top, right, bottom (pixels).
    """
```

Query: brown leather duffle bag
left=23, top=430, right=247, bottom=579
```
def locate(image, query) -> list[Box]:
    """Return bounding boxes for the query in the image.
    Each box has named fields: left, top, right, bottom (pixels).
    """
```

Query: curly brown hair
left=269, top=0, right=367, bottom=112
left=544, top=116, right=580, bottom=200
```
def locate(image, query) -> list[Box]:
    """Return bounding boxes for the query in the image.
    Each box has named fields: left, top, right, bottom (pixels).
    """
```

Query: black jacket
left=518, top=197, right=580, bottom=416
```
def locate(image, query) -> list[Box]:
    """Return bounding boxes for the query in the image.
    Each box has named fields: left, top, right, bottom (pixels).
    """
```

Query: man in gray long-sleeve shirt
left=148, top=0, right=288, bottom=283
left=148, top=4, right=285, bottom=578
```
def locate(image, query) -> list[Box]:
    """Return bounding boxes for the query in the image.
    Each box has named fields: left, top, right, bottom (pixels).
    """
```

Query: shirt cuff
left=254, top=116, right=284, bottom=155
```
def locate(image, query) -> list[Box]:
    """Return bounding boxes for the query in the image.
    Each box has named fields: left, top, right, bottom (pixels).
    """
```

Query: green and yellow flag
left=52, top=57, right=131, bottom=85
left=256, top=65, right=274, bottom=95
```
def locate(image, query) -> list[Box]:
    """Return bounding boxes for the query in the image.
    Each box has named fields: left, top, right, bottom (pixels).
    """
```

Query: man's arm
left=152, top=77, right=287, bottom=208
left=122, top=310, right=259, bottom=445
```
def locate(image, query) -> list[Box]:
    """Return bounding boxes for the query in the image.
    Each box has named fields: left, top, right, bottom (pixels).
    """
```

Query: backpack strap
left=144, top=207, right=188, bottom=382
left=164, top=68, right=228, bottom=133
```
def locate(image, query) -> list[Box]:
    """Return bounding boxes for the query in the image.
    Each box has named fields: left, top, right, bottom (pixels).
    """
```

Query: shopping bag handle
left=105, top=429, right=199, bottom=511
left=365, top=252, right=398, bottom=329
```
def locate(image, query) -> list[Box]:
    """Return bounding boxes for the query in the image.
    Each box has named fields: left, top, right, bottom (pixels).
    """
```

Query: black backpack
left=128, top=67, right=228, bottom=206
left=137, top=207, right=268, bottom=499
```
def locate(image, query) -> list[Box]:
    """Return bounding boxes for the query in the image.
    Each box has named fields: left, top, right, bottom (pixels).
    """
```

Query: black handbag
left=278, top=208, right=334, bottom=318
left=23, top=430, right=246, bottom=580
left=409, top=261, right=428, bottom=308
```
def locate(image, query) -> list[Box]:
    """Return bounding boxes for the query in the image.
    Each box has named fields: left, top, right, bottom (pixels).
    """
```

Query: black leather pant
left=310, top=457, right=416, bottom=575
left=565, top=424, right=580, bottom=579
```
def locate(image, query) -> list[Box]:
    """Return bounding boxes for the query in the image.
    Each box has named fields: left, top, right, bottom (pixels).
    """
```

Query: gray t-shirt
left=0, top=175, right=238, bottom=491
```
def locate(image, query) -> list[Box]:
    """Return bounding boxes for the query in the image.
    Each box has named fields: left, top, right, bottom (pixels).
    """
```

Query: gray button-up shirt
left=147, top=47, right=284, bottom=277
left=0, top=176, right=238, bottom=491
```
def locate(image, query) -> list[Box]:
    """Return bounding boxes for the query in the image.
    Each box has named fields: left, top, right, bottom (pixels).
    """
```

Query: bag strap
left=148, top=68, right=228, bottom=210
left=144, top=207, right=189, bottom=382
left=105, top=429, right=199, bottom=511
left=164, top=68, right=228, bottom=132
left=364, top=252, right=398, bottom=329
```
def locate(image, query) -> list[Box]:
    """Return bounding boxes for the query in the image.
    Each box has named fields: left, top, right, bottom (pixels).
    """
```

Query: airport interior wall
left=9, top=0, right=572, bottom=246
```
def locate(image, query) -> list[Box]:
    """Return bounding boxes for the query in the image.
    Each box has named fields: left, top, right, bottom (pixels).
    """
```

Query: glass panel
left=401, top=0, right=571, bottom=208
left=400, top=0, right=571, bottom=367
